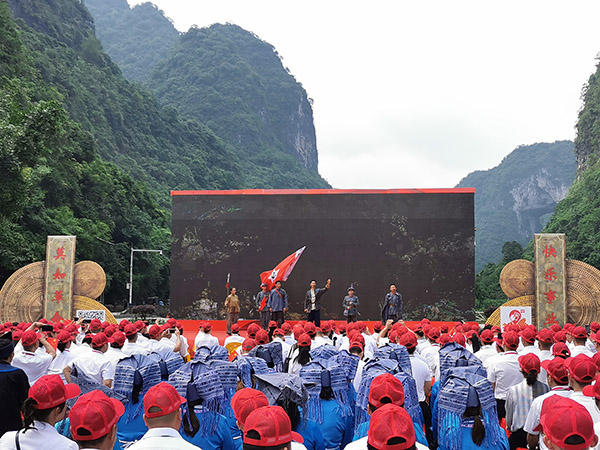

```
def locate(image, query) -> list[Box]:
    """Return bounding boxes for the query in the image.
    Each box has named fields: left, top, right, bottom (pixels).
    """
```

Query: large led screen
left=170, top=189, right=475, bottom=321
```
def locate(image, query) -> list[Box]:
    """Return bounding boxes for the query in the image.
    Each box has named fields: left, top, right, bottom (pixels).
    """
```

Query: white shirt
left=47, top=348, right=74, bottom=383
left=292, top=441, right=309, bottom=450
left=287, top=348, right=303, bottom=376
left=170, top=334, right=189, bottom=358
left=416, top=337, right=430, bottom=354
left=284, top=335, right=296, bottom=346
left=193, top=331, right=219, bottom=350
left=570, top=345, right=595, bottom=358
left=122, top=341, right=149, bottom=357
left=12, top=350, right=53, bottom=385
left=474, top=344, right=498, bottom=365
left=537, top=349, right=553, bottom=385
left=0, top=420, right=78, bottom=450
left=570, top=391, right=600, bottom=423
left=68, top=349, right=112, bottom=383
left=353, top=359, right=367, bottom=392
left=344, top=436, right=429, bottom=450
left=224, top=334, right=245, bottom=347
left=518, top=345, right=540, bottom=356
left=313, top=335, right=333, bottom=349
left=523, top=386, right=572, bottom=450
left=420, top=344, right=441, bottom=381
left=486, top=351, right=522, bottom=400
left=127, top=427, right=201, bottom=449
left=409, top=355, right=432, bottom=402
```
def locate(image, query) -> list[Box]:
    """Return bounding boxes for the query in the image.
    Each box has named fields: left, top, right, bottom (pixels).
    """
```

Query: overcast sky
left=129, top=0, right=600, bottom=189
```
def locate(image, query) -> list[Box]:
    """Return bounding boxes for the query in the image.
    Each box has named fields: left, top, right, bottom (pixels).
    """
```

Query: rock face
left=456, top=141, right=575, bottom=272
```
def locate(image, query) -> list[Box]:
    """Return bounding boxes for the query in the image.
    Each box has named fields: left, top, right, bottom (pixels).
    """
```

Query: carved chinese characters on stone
left=44, top=236, right=76, bottom=321
left=535, top=234, right=567, bottom=329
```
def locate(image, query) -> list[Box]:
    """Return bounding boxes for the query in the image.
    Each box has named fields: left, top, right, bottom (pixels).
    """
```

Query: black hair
left=82, top=335, right=92, bottom=345
left=110, top=342, right=122, bottom=349
left=243, top=430, right=289, bottom=450
left=349, top=346, right=362, bottom=356
left=523, top=370, right=539, bottom=386
left=320, top=386, right=334, bottom=400
left=367, top=443, right=416, bottom=450
left=539, top=341, right=552, bottom=350
left=73, top=428, right=112, bottom=448
left=57, top=342, right=67, bottom=353
left=414, top=330, right=424, bottom=338
left=310, top=279, right=317, bottom=284
left=22, top=398, right=66, bottom=430
left=574, top=337, right=587, bottom=346
left=464, top=406, right=485, bottom=446
left=406, top=346, right=416, bottom=355
left=183, top=397, right=204, bottom=437
left=276, top=397, right=300, bottom=431
left=294, top=346, right=311, bottom=366
left=470, top=335, right=481, bottom=353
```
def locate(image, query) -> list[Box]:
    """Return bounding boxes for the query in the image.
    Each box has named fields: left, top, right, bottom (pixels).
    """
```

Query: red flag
left=260, top=246, right=306, bottom=290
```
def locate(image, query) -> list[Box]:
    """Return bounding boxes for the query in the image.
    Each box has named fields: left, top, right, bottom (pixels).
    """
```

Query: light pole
left=129, top=248, right=163, bottom=306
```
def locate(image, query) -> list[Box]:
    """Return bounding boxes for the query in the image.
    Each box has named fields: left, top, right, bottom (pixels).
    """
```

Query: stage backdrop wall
left=170, top=189, right=475, bottom=321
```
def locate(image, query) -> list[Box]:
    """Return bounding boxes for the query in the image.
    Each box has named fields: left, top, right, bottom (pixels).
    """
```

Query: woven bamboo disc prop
left=485, top=295, right=535, bottom=327
left=0, top=262, right=45, bottom=323
left=73, top=261, right=106, bottom=300
left=500, top=259, right=535, bottom=299
left=73, top=296, right=118, bottom=325
left=566, top=260, right=600, bottom=325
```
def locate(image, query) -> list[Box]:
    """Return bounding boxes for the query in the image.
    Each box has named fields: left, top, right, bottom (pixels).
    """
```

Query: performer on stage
left=342, top=287, right=359, bottom=323
left=224, top=287, right=240, bottom=335
left=382, top=284, right=403, bottom=323
left=256, top=283, right=270, bottom=330
left=304, top=278, right=331, bottom=327
left=268, top=280, right=288, bottom=327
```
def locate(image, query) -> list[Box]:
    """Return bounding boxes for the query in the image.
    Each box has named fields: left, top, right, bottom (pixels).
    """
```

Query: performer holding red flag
left=256, top=283, right=270, bottom=330
left=268, top=281, right=288, bottom=326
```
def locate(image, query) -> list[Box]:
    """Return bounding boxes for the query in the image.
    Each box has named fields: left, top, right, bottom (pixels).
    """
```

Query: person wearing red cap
left=570, top=327, right=595, bottom=358
left=126, top=382, right=200, bottom=449
left=474, top=329, right=499, bottom=364
left=0, top=333, right=30, bottom=437
left=0, top=374, right=80, bottom=449
left=104, top=331, right=127, bottom=378
left=367, top=404, right=419, bottom=450
left=505, top=354, right=549, bottom=450
left=193, top=321, right=219, bottom=351
left=11, top=322, right=57, bottom=386
left=486, top=331, right=523, bottom=420
left=272, top=328, right=292, bottom=361
left=518, top=327, right=540, bottom=357
left=552, top=342, right=571, bottom=359
left=420, top=326, right=442, bottom=381
left=536, top=396, right=598, bottom=450
left=287, top=333, right=312, bottom=376
left=64, top=332, right=113, bottom=388
left=232, top=388, right=270, bottom=449
left=523, top=358, right=572, bottom=450
left=122, top=323, right=149, bottom=357
left=146, top=324, right=182, bottom=357
left=225, top=323, right=246, bottom=348
left=242, top=405, right=304, bottom=450
left=566, top=354, right=600, bottom=423
left=69, top=390, right=124, bottom=450
left=304, top=278, right=331, bottom=328
left=47, top=330, right=76, bottom=383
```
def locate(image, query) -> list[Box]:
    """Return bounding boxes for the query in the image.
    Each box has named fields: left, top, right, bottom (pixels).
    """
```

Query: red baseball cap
left=452, top=333, right=466, bottom=347
left=57, top=330, right=74, bottom=344
left=103, top=325, right=116, bottom=337
left=91, top=332, right=108, bottom=348
left=109, top=331, right=126, bottom=347
left=439, top=334, right=451, bottom=345
left=21, top=330, right=40, bottom=347
left=70, top=390, right=125, bottom=441
left=542, top=358, right=569, bottom=384
left=304, top=322, right=317, bottom=337
left=503, top=331, right=519, bottom=349
left=89, top=319, right=102, bottom=331
left=231, top=323, right=240, bottom=333
left=537, top=328, right=554, bottom=344
left=480, top=329, right=494, bottom=344
left=591, top=322, right=600, bottom=333
left=281, top=322, right=292, bottom=332
left=566, top=354, right=597, bottom=383
left=583, top=374, right=600, bottom=399
left=243, top=405, right=303, bottom=446
left=273, top=328, right=284, bottom=337
left=242, top=338, right=257, bottom=351
left=399, top=333, right=417, bottom=349
left=520, top=327, right=537, bottom=344
left=553, top=342, right=571, bottom=358
left=148, top=324, right=162, bottom=339
left=202, top=321, right=212, bottom=333
left=143, top=382, right=186, bottom=418
left=592, top=353, right=600, bottom=371
left=247, top=323, right=260, bottom=338
left=255, top=330, right=269, bottom=345
left=550, top=324, right=562, bottom=333
left=268, top=321, right=278, bottom=329
left=349, top=340, right=364, bottom=352
left=554, top=331, right=567, bottom=343
left=537, top=396, right=596, bottom=450
left=118, top=319, right=129, bottom=331
left=337, top=323, right=347, bottom=334
left=427, top=327, right=440, bottom=340
left=297, top=333, right=311, bottom=347
left=369, top=373, right=405, bottom=408
left=29, top=374, right=80, bottom=409
left=12, top=330, right=22, bottom=342
left=368, top=403, right=415, bottom=450
left=519, top=353, right=541, bottom=374
left=440, top=324, right=449, bottom=333
left=321, top=322, right=332, bottom=333
left=231, top=388, right=269, bottom=425
left=373, top=322, right=383, bottom=332
left=124, top=324, right=138, bottom=337
left=571, top=326, right=588, bottom=339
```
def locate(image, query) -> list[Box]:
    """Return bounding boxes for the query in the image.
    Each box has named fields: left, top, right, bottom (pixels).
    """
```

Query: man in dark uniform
left=256, top=283, right=271, bottom=330
left=382, top=284, right=403, bottom=324
left=268, top=280, right=288, bottom=327
left=303, top=278, right=331, bottom=327
left=0, top=334, right=30, bottom=437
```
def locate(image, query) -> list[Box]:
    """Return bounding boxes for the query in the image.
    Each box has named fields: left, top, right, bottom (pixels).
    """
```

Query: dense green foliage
left=0, top=1, right=170, bottom=305
left=457, top=141, right=575, bottom=271
left=84, top=0, right=178, bottom=81
left=145, top=23, right=329, bottom=187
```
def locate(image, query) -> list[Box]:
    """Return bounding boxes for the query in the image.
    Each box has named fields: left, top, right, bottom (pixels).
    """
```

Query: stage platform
left=179, top=319, right=469, bottom=354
